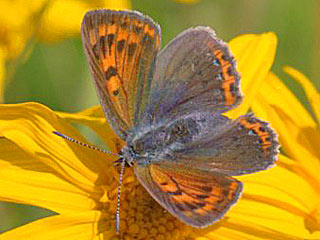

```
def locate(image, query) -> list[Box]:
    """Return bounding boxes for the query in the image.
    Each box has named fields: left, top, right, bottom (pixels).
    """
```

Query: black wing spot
left=105, top=66, right=117, bottom=81
left=166, top=190, right=183, bottom=195
left=92, top=43, right=100, bottom=59
left=120, top=22, right=127, bottom=28
left=184, top=202, right=200, bottom=210
left=201, top=186, right=212, bottom=192
left=99, top=36, right=106, bottom=58
left=259, top=127, right=266, bottom=132
left=107, top=34, right=115, bottom=55
left=194, top=201, right=206, bottom=208
left=117, top=39, right=125, bottom=53
left=133, top=25, right=143, bottom=34
left=128, top=43, right=137, bottom=60
left=113, top=89, right=119, bottom=96
left=196, top=194, right=210, bottom=199
left=229, top=83, right=235, bottom=93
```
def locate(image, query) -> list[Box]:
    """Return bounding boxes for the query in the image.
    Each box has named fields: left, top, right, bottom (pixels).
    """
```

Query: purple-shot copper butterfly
left=55, top=9, right=279, bottom=234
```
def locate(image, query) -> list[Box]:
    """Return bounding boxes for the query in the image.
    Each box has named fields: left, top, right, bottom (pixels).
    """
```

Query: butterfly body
left=81, top=9, right=279, bottom=229
left=122, top=111, right=217, bottom=166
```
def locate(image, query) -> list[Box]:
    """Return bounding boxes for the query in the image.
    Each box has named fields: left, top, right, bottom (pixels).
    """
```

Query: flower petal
left=196, top=156, right=320, bottom=239
left=226, top=32, right=277, bottom=118
left=251, top=72, right=320, bottom=189
left=283, top=66, right=320, bottom=126
left=36, top=0, right=131, bottom=42
left=56, top=106, right=123, bottom=154
left=0, top=47, right=5, bottom=101
left=0, top=137, right=98, bottom=213
left=0, top=211, right=110, bottom=240
left=0, top=1, right=31, bottom=59
left=0, top=102, right=113, bottom=192
left=238, top=155, right=319, bottom=212
left=198, top=219, right=305, bottom=240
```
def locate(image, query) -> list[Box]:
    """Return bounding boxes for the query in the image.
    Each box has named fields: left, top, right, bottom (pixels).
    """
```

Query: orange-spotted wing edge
left=81, top=9, right=161, bottom=139
left=135, top=164, right=243, bottom=227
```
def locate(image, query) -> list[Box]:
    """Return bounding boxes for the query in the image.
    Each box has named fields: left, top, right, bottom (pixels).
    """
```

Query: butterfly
left=80, top=9, right=279, bottom=232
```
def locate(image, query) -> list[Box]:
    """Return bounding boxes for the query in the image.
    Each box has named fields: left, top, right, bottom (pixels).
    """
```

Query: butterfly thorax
left=121, top=112, right=226, bottom=166
left=121, top=118, right=197, bottom=166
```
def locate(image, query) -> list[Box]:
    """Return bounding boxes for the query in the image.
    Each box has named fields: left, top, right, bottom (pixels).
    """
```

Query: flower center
left=103, top=168, right=193, bottom=239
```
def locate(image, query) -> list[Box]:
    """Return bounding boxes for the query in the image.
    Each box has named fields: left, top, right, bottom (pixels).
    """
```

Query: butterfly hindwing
left=135, top=164, right=242, bottom=227
left=81, top=10, right=161, bottom=138
left=172, top=113, right=279, bottom=176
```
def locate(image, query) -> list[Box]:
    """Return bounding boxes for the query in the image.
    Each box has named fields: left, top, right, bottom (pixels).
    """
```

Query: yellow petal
left=238, top=156, right=318, bottom=212
left=251, top=72, right=320, bottom=188
left=0, top=137, right=98, bottom=213
left=56, top=106, right=123, bottom=154
left=0, top=0, right=130, bottom=64
left=199, top=219, right=306, bottom=240
left=226, top=32, right=277, bottom=118
left=284, top=66, right=320, bottom=126
left=36, top=0, right=131, bottom=42
left=0, top=47, right=5, bottom=102
left=0, top=211, right=109, bottom=240
left=254, top=72, right=316, bottom=128
left=0, top=1, right=31, bottom=59
left=0, top=102, right=113, bottom=192
left=196, top=155, right=320, bottom=239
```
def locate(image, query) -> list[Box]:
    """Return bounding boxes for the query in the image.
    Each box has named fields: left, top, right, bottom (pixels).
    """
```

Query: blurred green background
left=1, top=0, right=319, bottom=234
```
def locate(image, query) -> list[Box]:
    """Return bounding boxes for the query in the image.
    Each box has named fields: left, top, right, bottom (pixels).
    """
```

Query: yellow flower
left=36, top=0, right=131, bottom=42
left=250, top=66, right=320, bottom=237
left=0, top=0, right=130, bottom=103
left=0, top=0, right=130, bottom=57
left=0, top=47, right=6, bottom=101
left=0, top=32, right=319, bottom=239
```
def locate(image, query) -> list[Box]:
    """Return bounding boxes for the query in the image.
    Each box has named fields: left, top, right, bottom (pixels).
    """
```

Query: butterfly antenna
left=116, top=159, right=126, bottom=235
left=52, top=131, right=119, bottom=157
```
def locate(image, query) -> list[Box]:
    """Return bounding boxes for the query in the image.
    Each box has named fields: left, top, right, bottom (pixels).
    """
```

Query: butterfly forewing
left=146, top=27, right=242, bottom=124
left=81, top=10, right=161, bottom=138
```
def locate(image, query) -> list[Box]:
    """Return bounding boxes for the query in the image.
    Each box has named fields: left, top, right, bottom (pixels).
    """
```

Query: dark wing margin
left=81, top=9, right=161, bottom=138
left=135, top=164, right=243, bottom=227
